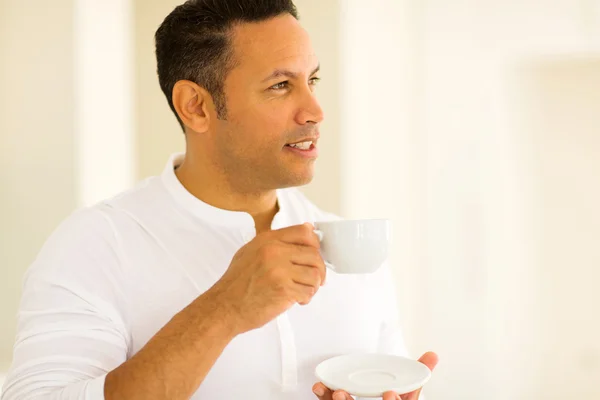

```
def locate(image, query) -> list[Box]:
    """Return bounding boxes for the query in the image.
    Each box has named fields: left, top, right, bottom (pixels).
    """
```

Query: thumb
left=417, top=351, right=439, bottom=371
left=401, top=352, right=439, bottom=400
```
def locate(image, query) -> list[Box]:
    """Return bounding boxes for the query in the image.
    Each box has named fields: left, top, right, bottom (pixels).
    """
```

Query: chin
left=295, top=174, right=314, bottom=187
left=277, top=170, right=315, bottom=188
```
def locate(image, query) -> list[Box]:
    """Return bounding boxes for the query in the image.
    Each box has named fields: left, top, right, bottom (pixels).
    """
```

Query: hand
left=312, top=352, right=438, bottom=400
left=209, top=223, right=326, bottom=335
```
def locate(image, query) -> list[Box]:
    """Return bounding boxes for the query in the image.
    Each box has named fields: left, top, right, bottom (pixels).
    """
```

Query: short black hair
left=155, top=0, right=299, bottom=131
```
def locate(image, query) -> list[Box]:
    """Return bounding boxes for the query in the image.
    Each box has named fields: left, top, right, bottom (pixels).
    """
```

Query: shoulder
left=25, top=176, right=165, bottom=280
left=35, top=175, right=164, bottom=261
left=101, top=175, right=166, bottom=213
left=27, top=205, right=120, bottom=278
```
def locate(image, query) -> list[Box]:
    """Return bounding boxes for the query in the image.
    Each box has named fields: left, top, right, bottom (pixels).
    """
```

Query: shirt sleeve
left=1, top=207, right=130, bottom=400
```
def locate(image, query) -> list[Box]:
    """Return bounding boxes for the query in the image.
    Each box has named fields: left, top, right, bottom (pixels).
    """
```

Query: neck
left=174, top=153, right=279, bottom=233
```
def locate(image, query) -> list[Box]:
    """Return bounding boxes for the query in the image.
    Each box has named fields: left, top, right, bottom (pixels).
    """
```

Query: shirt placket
left=276, top=313, right=298, bottom=392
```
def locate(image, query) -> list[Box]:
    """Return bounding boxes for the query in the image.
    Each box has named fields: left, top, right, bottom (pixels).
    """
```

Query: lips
left=285, top=140, right=314, bottom=150
left=284, top=140, right=318, bottom=158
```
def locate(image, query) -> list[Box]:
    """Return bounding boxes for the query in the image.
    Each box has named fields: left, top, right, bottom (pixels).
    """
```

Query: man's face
left=211, top=14, right=324, bottom=191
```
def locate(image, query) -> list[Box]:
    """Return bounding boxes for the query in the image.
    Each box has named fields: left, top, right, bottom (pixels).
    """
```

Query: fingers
left=331, top=391, right=354, bottom=400
left=291, top=264, right=324, bottom=290
left=311, top=383, right=353, bottom=400
left=418, top=351, right=439, bottom=371
left=383, top=391, right=401, bottom=400
left=312, top=382, right=333, bottom=400
left=400, top=352, right=439, bottom=400
left=264, top=224, right=326, bottom=285
left=289, top=280, right=317, bottom=306
left=400, top=389, right=421, bottom=400
left=287, top=245, right=326, bottom=286
left=271, top=223, right=321, bottom=249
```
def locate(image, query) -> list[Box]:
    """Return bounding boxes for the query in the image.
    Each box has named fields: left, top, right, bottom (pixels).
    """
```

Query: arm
left=104, top=287, right=237, bottom=400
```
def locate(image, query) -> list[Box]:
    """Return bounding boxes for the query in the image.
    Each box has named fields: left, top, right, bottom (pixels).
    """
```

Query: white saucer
left=315, top=354, right=431, bottom=398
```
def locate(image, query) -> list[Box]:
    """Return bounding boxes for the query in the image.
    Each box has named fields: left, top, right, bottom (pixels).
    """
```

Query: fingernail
left=313, top=387, right=324, bottom=396
left=333, top=392, right=345, bottom=400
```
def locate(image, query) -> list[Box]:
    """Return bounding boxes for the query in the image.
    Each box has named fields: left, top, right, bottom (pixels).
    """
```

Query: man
left=1, top=0, right=437, bottom=399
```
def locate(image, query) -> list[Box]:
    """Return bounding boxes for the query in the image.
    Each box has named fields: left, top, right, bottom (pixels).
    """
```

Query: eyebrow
left=261, top=64, right=321, bottom=83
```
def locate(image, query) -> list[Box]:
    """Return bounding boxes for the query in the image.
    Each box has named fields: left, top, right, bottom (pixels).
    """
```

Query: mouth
left=285, top=139, right=315, bottom=150
left=284, top=138, right=319, bottom=158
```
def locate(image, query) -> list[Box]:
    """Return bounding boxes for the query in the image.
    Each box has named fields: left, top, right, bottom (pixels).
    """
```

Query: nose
left=295, top=89, right=325, bottom=126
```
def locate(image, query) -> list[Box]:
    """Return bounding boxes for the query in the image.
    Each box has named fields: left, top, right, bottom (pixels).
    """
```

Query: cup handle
left=313, top=229, right=336, bottom=272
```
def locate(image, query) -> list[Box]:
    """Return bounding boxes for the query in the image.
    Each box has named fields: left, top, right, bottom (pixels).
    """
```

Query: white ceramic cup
left=313, top=219, right=391, bottom=274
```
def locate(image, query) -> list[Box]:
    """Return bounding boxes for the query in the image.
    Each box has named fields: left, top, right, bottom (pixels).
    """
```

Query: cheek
left=252, top=101, right=290, bottom=129
left=218, top=117, right=278, bottom=163
left=237, top=105, right=290, bottom=146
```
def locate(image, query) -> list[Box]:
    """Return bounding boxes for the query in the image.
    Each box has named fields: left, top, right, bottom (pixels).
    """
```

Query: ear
left=172, top=80, right=215, bottom=134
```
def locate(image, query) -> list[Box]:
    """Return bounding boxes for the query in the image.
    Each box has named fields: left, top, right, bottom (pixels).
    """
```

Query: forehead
left=229, top=14, right=318, bottom=75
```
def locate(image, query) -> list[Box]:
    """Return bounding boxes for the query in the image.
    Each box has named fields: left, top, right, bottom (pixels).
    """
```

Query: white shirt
left=2, top=154, right=408, bottom=400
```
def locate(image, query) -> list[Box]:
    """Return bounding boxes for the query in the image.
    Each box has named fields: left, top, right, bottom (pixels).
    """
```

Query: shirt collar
left=161, top=153, right=290, bottom=230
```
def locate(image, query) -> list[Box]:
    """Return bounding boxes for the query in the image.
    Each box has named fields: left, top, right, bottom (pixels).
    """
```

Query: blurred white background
left=1, top=0, right=600, bottom=398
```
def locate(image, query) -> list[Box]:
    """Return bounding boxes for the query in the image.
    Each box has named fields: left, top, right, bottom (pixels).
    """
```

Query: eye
left=270, top=81, right=289, bottom=91
left=309, top=77, right=321, bottom=86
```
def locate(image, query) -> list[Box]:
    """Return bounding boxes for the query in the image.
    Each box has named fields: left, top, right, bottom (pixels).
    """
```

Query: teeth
left=288, top=141, right=312, bottom=150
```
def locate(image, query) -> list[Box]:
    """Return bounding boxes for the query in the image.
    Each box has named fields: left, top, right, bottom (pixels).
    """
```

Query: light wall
left=75, top=0, right=136, bottom=206
left=0, top=0, right=76, bottom=370
left=511, top=57, right=600, bottom=399
left=420, top=2, right=600, bottom=398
